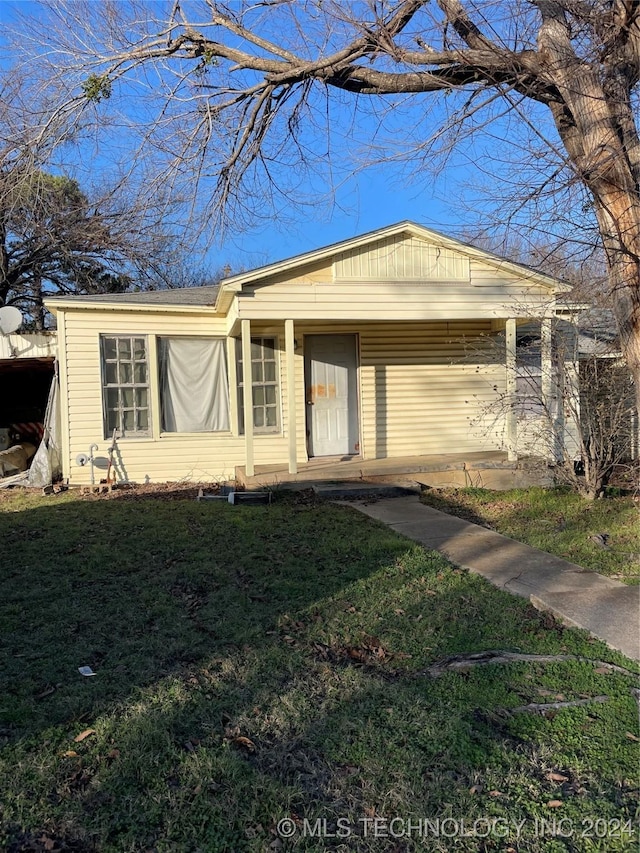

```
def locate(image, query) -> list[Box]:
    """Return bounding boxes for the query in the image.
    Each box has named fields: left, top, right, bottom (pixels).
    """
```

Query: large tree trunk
left=607, top=248, right=640, bottom=413
left=536, top=3, right=640, bottom=407
left=591, top=193, right=640, bottom=414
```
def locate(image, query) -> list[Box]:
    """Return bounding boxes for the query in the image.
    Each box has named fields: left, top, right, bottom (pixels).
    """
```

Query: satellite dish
left=0, top=306, right=23, bottom=335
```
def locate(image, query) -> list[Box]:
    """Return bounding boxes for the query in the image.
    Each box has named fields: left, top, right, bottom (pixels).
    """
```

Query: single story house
left=45, top=221, right=573, bottom=486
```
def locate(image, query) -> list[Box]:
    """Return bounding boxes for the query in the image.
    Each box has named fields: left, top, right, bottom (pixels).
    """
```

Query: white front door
left=305, top=334, right=359, bottom=457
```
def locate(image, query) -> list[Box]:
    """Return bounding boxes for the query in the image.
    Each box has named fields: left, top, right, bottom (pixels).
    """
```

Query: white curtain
left=159, top=338, right=230, bottom=432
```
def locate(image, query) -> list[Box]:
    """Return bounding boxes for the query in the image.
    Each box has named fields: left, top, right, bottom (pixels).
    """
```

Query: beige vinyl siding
left=469, top=258, right=546, bottom=287
left=237, top=280, right=553, bottom=322
left=239, top=259, right=334, bottom=291
left=235, top=236, right=556, bottom=322
left=293, top=321, right=507, bottom=461
left=361, top=321, right=507, bottom=457
left=0, top=332, right=57, bottom=359
left=57, top=312, right=71, bottom=481
left=334, top=234, right=470, bottom=280
left=61, top=309, right=291, bottom=484
left=61, top=311, right=514, bottom=484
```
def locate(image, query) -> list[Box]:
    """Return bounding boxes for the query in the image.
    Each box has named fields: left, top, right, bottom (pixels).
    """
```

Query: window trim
left=100, top=334, right=151, bottom=439
left=237, top=335, right=281, bottom=434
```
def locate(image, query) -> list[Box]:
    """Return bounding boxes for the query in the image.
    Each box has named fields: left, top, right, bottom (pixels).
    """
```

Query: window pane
left=123, top=410, right=135, bottom=432
left=106, top=389, right=119, bottom=410
left=254, top=407, right=264, bottom=428
left=253, top=362, right=264, bottom=383
left=253, top=386, right=265, bottom=406
left=134, top=362, right=147, bottom=383
left=106, top=408, right=119, bottom=433
left=137, top=409, right=149, bottom=431
left=136, top=388, right=148, bottom=408
left=119, top=362, right=133, bottom=384
left=264, top=361, right=276, bottom=382
left=118, top=339, right=131, bottom=359
left=265, top=406, right=277, bottom=427
left=103, top=338, right=117, bottom=359
left=262, top=338, right=275, bottom=355
left=122, top=388, right=134, bottom=407
left=133, top=339, right=146, bottom=360
left=237, top=362, right=243, bottom=384
left=251, top=341, right=262, bottom=359
left=265, top=385, right=276, bottom=405
left=105, top=363, right=118, bottom=384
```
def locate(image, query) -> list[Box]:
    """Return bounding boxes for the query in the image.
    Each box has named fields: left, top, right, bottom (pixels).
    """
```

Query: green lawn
left=0, top=488, right=638, bottom=852
left=419, top=486, right=640, bottom=584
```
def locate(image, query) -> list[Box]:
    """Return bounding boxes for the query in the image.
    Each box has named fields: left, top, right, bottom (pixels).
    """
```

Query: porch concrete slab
left=311, top=482, right=418, bottom=500
left=237, top=451, right=519, bottom=488
left=352, top=496, right=640, bottom=661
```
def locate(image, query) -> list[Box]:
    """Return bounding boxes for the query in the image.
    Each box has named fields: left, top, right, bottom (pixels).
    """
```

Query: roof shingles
left=47, top=285, right=220, bottom=307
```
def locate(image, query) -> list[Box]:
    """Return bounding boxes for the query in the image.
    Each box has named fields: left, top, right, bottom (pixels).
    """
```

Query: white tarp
left=159, top=337, right=230, bottom=433
left=27, top=372, right=62, bottom=487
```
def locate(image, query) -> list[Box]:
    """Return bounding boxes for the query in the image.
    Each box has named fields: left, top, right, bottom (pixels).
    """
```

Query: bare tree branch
left=5, top=0, right=640, bottom=402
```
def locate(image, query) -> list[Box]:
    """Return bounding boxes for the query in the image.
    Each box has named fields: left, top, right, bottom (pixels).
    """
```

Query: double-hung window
left=101, top=336, right=150, bottom=437
left=237, top=337, right=280, bottom=432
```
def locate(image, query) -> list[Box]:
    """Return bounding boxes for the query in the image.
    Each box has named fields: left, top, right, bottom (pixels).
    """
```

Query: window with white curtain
left=158, top=337, right=230, bottom=433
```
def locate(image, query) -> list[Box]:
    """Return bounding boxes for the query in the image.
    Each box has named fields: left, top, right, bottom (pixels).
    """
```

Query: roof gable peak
left=220, top=221, right=570, bottom=295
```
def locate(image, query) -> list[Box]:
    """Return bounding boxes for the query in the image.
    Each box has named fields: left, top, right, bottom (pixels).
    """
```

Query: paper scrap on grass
left=78, top=666, right=96, bottom=677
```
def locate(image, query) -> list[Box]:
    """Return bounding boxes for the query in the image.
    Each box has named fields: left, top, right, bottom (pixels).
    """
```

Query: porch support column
left=540, top=317, right=555, bottom=459
left=505, top=318, right=517, bottom=461
left=241, top=319, right=254, bottom=478
left=285, top=319, right=298, bottom=475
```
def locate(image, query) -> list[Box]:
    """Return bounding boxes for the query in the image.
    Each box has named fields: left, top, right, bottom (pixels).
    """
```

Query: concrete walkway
left=352, top=495, right=640, bottom=662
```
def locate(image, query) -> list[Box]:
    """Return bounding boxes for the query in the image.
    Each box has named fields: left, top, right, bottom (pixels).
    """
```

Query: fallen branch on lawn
left=424, top=651, right=638, bottom=679
left=509, top=696, right=608, bottom=713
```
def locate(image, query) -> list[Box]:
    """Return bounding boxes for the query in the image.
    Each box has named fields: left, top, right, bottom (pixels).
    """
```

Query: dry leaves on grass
left=231, top=735, right=257, bottom=753
left=547, top=771, right=569, bottom=783
left=223, top=724, right=257, bottom=754
left=73, top=728, right=96, bottom=743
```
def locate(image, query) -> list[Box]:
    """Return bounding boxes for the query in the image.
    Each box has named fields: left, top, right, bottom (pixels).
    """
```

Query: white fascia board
left=44, top=299, right=221, bottom=315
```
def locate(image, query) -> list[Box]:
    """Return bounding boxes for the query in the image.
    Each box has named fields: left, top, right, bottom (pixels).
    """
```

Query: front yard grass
left=419, top=486, right=640, bottom=585
left=0, top=488, right=638, bottom=852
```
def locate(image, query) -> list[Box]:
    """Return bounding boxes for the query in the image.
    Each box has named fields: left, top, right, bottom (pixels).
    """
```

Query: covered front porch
left=233, top=316, right=558, bottom=480
left=236, top=449, right=553, bottom=490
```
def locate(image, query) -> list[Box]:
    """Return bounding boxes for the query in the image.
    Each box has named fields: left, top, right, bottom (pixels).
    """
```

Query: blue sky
left=215, top=161, right=467, bottom=271
left=0, top=1, right=585, bottom=276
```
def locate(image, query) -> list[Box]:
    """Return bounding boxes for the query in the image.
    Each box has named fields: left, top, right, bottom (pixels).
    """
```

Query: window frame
left=100, top=335, right=151, bottom=439
left=237, top=335, right=281, bottom=434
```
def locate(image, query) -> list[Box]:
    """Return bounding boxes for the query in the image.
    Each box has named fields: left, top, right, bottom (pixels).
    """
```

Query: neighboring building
left=45, top=221, right=572, bottom=486
left=0, top=332, right=57, bottom=451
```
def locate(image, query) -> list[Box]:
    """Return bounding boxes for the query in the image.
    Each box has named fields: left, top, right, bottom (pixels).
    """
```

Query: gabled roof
left=217, top=220, right=572, bottom=304
left=45, top=221, right=572, bottom=314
